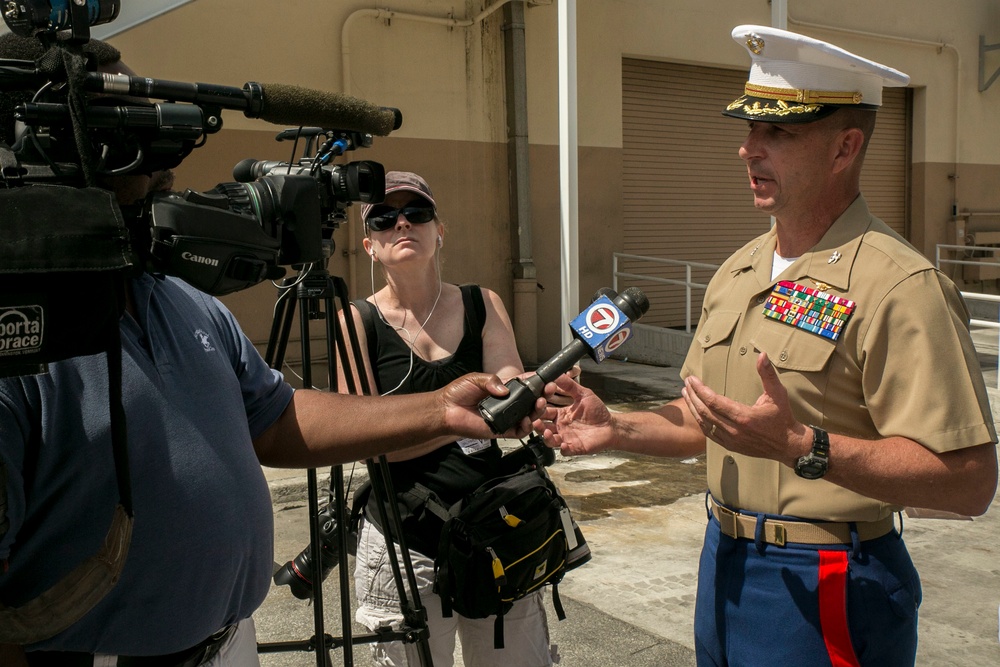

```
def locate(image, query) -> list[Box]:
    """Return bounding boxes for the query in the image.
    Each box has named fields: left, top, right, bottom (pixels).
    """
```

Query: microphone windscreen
left=619, top=287, right=650, bottom=319
left=256, top=83, right=398, bottom=136
left=383, top=106, right=403, bottom=130
left=592, top=287, right=617, bottom=302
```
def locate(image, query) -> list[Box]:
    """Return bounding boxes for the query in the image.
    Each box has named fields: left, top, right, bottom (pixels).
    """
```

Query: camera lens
left=273, top=501, right=342, bottom=600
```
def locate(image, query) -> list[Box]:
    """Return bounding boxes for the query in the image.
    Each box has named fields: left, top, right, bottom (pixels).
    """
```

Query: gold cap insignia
left=746, top=34, right=765, bottom=55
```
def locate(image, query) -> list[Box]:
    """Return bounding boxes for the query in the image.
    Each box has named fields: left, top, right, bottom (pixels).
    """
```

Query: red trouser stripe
left=818, top=550, right=861, bottom=667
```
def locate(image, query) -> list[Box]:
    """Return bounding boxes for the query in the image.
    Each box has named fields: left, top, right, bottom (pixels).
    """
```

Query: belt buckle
left=715, top=503, right=739, bottom=539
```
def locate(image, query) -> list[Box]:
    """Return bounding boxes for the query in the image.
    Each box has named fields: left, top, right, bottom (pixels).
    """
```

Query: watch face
left=796, top=455, right=827, bottom=479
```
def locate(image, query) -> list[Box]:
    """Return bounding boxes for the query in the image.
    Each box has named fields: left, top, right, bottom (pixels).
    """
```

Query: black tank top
left=354, top=285, right=503, bottom=556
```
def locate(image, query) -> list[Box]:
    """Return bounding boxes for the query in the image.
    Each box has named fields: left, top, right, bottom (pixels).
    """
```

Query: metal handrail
left=612, top=253, right=718, bottom=333
left=936, top=243, right=1000, bottom=387
left=960, top=292, right=1000, bottom=390
left=936, top=242, right=1000, bottom=270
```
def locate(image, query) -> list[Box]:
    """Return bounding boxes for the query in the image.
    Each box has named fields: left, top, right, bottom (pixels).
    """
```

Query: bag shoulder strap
left=0, top=143, right=20, bottom=184
left=400, top=483, right=452, bottom=523
left=458, top=284, right=486, bottom=337
left=350, top=298, right=382, bottom=394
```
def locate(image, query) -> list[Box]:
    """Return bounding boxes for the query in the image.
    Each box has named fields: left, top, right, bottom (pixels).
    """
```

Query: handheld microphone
left=83, top=73, right=403, bottom=136
left=479, top=286, right=650, bottom=434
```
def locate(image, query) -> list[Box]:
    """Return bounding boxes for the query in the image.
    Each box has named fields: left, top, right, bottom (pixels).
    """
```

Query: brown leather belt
left=709, top=497, right=895, bottom=547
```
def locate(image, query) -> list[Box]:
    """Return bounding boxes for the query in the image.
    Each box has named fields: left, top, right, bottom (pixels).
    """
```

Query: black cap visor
left=722, top=94, right=877, bottom=123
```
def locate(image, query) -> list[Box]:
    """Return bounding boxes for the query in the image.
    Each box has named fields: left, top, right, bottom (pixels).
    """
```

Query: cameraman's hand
left=440, top=373, right=550, bottom=439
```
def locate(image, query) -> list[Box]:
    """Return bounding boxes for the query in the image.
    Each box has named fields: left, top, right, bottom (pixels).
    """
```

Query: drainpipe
left=502, top=2, right=539, bottom=364
left=769, top=1, right=786, bottom=230
left=772, top=0, right=787, bottom=30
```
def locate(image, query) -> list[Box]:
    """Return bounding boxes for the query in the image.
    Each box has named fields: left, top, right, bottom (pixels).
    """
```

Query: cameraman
left=0, top=34, right=553, bottom=665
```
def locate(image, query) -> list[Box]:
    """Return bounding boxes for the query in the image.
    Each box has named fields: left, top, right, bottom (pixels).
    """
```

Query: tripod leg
left=258, top=275, right=339, bottom=666
left=363, top=458, right=434, bottom=666
left=322, top=289, right=359, bottom=667
left=331, top=466, right=354, bottom=665
left=263, top=279, right=298, bottom=370
left=301, top=291, right=340, bottom=667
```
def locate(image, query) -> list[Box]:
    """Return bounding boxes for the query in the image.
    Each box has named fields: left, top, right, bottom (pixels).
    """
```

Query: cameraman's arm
left=0, top=644, right=28, bottom=666
left=253, top=373, right=547, bottom=467
left=332, top=303, right=457, bottom=461
left=334, top=301, right=512, bottom=463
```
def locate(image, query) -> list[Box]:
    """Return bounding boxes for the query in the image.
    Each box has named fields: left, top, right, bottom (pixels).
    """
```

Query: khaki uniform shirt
left=682, top=196, right=996, bottom=521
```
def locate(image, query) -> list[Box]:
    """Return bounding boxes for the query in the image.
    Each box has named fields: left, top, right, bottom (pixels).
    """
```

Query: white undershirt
left=771, top=251, right=799, bottom=280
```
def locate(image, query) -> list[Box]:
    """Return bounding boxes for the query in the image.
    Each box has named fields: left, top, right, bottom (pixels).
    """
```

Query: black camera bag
left=432, top=442, right=589, bottom=649
left=0, top=182, right=136, bottom=375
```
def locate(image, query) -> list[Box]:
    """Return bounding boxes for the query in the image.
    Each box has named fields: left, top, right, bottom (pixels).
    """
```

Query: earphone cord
left=369, top=247, right=444, bottom=397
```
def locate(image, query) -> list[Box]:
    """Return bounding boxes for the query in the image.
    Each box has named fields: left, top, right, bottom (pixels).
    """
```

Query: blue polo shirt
left=0, top=273, right=294, bottom=654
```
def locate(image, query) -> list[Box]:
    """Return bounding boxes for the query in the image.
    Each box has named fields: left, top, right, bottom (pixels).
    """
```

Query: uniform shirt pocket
left=696, top=310, right=742, bottom=351
left=750, top=316, right=837, bottom=373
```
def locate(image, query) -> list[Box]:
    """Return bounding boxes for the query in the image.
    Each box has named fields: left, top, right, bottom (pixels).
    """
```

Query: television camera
left=0, top=0, right=396, bottom=299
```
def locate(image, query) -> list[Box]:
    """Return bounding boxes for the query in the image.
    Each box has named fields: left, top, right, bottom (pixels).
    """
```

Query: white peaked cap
left=723, top=25, right=910, bottom=123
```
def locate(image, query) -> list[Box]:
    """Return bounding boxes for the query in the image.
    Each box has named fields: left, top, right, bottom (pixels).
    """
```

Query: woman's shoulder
left=463, top=283, right=503, bottom=308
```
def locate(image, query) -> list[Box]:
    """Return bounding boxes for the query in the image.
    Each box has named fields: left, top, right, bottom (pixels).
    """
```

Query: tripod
left=256, top=263, right=434, bottom=667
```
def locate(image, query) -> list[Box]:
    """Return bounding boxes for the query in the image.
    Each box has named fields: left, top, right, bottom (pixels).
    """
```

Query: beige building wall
left=105, top=0, right=1000, bottom=361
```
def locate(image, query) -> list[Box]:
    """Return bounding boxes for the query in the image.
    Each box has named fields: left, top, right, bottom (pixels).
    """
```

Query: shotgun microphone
left=84, top=73, right=402, bottom=136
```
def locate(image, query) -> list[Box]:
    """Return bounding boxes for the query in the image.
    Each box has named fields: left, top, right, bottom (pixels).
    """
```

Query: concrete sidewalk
left=254, top=357, right=1000, bottom=666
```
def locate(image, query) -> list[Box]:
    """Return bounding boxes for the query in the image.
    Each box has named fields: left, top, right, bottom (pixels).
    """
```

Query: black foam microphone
left=83, top=73, right=402, bottom=136
left=479, top=286, right=650, bottom=434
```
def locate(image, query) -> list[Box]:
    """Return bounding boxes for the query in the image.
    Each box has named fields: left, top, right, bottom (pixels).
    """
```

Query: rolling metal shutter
left=621, top=58, right=910, bottom=328
left=860, top=86, right=910, bottom=236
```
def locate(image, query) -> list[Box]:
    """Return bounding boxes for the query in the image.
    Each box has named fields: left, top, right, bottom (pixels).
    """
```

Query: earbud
left=369, top=248, right=377, bottom=258
left=437, top=236, right=443, bottom=247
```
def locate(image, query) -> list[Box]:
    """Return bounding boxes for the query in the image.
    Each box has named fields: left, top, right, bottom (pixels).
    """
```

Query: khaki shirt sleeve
left=860, top=269, right=996, bottom=453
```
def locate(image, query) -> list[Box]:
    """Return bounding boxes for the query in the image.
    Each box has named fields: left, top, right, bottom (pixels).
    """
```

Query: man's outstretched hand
left=682, top=352, right=809, bottom=463
left=533, top=374, right=615, bottom=456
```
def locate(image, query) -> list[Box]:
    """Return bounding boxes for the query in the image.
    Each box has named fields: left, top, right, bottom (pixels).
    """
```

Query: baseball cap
left=361, top=171, right=437, bottom=222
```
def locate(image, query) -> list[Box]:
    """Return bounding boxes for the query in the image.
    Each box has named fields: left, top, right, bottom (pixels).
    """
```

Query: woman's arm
left=480, top=287, right=525, bottom=380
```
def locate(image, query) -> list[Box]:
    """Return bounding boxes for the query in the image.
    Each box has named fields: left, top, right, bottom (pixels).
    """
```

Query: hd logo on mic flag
left=571, top=296, right=633, bottom=363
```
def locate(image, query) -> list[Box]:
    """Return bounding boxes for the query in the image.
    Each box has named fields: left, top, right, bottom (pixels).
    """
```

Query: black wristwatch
left=794, top=426, right=830, bottom=479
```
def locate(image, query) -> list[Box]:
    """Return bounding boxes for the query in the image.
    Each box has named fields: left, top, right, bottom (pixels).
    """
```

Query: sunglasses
left=365, top=200, right=436, bottom=232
